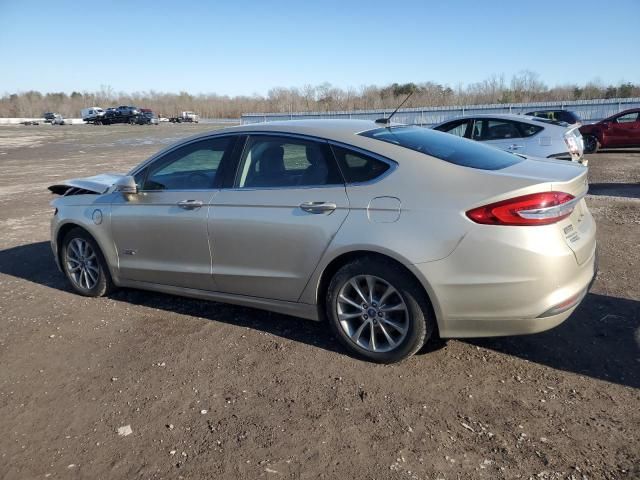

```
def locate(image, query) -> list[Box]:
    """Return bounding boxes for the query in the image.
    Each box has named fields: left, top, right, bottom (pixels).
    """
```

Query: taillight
left=466, top=192, right=576, bottom=226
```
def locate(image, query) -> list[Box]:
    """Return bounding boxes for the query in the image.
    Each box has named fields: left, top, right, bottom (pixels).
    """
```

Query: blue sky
left=1, top=0, right=638, bottom=96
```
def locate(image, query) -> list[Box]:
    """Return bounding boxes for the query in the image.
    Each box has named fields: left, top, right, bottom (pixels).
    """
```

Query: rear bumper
left=438, top=304, right=578, bottom=338
left=411, top=224, right=597, bottom=338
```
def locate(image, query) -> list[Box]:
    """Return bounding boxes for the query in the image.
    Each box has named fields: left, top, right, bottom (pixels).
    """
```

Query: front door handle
left=177, top=199, right=203, bottom=210
left=508, top=144, right=524, bottom=150
left=300, top=201, right=337, bottom=214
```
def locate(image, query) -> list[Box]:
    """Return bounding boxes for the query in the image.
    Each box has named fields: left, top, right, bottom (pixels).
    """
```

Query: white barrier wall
left=0, top=118, right=85, bottom=125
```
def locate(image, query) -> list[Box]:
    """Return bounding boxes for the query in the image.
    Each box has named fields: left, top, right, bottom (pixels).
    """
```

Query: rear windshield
left=527, top=110, right=581, bottom=124
left=359, top=126, right=523, bottom=170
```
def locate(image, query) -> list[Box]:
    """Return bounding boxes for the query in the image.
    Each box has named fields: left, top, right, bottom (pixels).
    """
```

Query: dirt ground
left=0, top=124, right=638, bottom=480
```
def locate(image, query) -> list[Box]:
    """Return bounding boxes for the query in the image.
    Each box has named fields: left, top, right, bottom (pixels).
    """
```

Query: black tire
left=61, top=228, right=114, bottom=297
left=326, top=257, right=434, bottom=363
left=584, top=134, right=599, bottom=154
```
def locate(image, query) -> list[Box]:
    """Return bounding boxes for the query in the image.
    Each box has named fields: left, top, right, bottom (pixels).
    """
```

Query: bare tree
left=1, top=74, right=639, bottom=118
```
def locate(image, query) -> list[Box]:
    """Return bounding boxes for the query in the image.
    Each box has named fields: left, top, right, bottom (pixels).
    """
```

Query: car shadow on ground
left=466, top=293, right=639, bottom=389
left=1, top=241, right=638, bottom=387
left=589, top=182, right=640, bottom=199
left=597, top=149, right=640, bottom=154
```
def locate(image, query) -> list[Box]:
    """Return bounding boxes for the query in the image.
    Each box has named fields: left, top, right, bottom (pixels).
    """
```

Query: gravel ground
left=0, top=124, right=638, bottom=479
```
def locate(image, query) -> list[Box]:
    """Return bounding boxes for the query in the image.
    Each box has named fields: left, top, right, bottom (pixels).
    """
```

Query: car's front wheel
left=326, top=257, right=433, bottom=363
left=583, top=134, right=599, bottom=154
left=61, top=228, right=114, bottom=297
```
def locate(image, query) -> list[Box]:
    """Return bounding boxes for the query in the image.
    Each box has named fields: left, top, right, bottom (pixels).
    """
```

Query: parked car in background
left=48, top=120, right=596, bottom=363
left=51, top=114, right=66, bottom=125
left=433, top=114, right=585, bottom=164
left=116, top=105, right=140, bottom=116
left=81, top=107, right=105, bottom=122
left=43, top=112, right=57, bottom=123
left=169, top=111, right=199, bottom=123
left=525, top=109, right=582, bottom=126
left=133, top=110, right=159, bottom=125
left=579, top=108, right=640, bottom=153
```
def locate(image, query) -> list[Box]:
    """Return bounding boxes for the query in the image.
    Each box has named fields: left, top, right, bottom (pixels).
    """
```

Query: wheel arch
left=55, top=222, right=117, bottom=280
left=314, top=250, right=442, bottom=335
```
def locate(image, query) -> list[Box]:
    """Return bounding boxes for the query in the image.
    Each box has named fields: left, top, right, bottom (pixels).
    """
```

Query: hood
left=49, top=173, right=127, bottom=195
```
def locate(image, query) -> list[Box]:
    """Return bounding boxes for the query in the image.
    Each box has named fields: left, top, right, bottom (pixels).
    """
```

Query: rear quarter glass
left=360, top=126, right=523, bottom=170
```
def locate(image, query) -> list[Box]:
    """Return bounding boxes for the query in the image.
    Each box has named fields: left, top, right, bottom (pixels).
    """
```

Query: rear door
left=111, top=136, right=236, bottom=290
left=209, top=134, right=349, bottom=301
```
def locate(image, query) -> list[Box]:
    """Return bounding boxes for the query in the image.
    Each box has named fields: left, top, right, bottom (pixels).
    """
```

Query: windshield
left=360, top=126, right=524, bottom=170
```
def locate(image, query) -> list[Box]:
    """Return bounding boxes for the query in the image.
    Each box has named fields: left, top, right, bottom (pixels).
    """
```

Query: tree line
left=2, top=72, right=639, bottom=119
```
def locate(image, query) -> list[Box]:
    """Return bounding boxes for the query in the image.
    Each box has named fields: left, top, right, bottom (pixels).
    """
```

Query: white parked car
left=81, top=107, right=105, bottom=122
left=433, top=114, right=585, bottom=165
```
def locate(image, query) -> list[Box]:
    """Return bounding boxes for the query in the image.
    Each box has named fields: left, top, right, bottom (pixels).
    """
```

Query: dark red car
left=580, top=108, right=640, bottom=153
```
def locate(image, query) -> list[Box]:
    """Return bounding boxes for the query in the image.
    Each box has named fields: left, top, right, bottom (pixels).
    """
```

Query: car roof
left=205, top=119, right=385, bottom=143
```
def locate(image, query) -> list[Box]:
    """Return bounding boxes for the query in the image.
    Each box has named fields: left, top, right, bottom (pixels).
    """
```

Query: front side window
left=236, top=136, right=342, bottom=188
left=143, top=137, right=232, bottom=191
left=615, top=112, right=639, bottom=123
left=360, top=126, right=523, bottom=171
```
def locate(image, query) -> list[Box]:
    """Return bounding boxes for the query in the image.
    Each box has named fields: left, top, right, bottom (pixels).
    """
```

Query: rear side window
left=360, top=126, right=523, bottom=171
left=331, top=145, right=391, bottom=183
left=518, top=122, right=544, bottom=137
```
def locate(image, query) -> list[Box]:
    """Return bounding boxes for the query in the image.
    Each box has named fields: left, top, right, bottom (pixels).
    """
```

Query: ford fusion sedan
left=49, top=120, right=597, bottom=363
left=579, top=108, right=640, bottom=153
left=433, top=114, right=585, bottom=164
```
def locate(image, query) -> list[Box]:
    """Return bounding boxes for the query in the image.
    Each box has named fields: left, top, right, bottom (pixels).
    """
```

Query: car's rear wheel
left=326, top=257, right=433, bottom=363
left=61, top=228, right=114, bottom=297
left=583, top=134, right=599, bottom=154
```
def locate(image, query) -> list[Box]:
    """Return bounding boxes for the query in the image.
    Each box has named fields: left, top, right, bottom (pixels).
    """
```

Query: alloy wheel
left=65, top=238, right=100, bottom=290
left=336, top=275, right=409, bottom=353
left=584, top=135, right=597, bottom=153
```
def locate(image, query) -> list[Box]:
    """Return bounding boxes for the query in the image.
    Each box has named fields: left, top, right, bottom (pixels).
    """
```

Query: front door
left=209, top=135, right=349, bottom=302
left=111, top=136, right=236, bottom=290
left=608, top=111, right=640, bottom=147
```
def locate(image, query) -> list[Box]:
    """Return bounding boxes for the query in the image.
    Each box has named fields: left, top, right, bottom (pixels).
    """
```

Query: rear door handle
left=508, top=144, right=524, bottom=150
left=299, top=201, right=337, bottom=214
left=177, top=199, right=203, bottom=210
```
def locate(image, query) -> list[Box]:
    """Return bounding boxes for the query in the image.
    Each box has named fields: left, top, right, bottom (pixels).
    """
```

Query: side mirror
left=602, top=122, right=611, bottom=129
left=114, top=175, right=138, bottom=194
